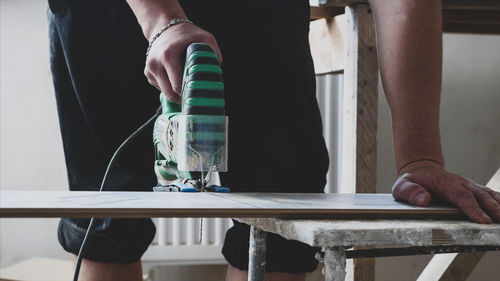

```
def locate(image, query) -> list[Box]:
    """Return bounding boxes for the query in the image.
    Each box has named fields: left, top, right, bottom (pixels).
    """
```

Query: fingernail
left=416, top=193, right=426, bottom=203
left=481, top=214, right=493, bottom=224
left=414, top=192, right=430, bottom=206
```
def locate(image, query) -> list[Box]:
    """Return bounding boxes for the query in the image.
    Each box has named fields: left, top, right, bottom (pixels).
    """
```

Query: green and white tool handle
left=153, top=43, right=228, bottom=190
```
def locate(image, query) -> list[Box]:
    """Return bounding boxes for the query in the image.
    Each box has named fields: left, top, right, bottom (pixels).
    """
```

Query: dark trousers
left=48, top=0, right=328, bottom=272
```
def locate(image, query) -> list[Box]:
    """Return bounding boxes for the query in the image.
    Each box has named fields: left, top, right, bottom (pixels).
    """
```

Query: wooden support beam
left=339, top=4, right=378, bottom=195
left=310, top=0, right=364, bottom=7
left=488, top=167, right=500, bottom=189
left=316, top=245, right=500, bottom=259
left=341, top=6, right=378, bottom=281
left=237, top=218, right=500, bottom=248
left=417, top=252, right=486, bottom=281
left=309, top=16, right=347, bottom=74
left=312, top=0, right=500, bottom=11
left=325, top=248, right=347, bottom=281
left=417, top=167, right=500, bottom=281
left=311, top=6, right=345, bottom=19
left=441, top=0, right=500, bottom=11
left=443, top=10, right=500, bottom=24
left=443, top=23, right=500, bottom=34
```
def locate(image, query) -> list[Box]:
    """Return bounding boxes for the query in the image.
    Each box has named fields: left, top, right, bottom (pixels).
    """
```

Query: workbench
left=236, top=218, right=500, bottom=281
left=1, top=167, right=499, bottom=281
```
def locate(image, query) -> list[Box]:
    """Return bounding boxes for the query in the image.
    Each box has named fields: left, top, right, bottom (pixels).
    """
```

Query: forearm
left=126, top=0, right=187, bottom=40
left=370, top=0, right=444, bottom=171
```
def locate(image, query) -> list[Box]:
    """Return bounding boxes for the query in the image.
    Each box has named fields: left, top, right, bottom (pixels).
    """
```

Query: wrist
left=392, top=126, right=444, bottom=175
left=126, top=0, right=188, bottom=40
left=144, top=13, right=188, bottom=40
left=397, top=159, right=444, bottom=177
left=145, top=19, right=194, bottom=58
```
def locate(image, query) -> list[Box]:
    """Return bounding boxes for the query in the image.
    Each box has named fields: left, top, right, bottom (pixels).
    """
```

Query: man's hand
left=144, top=23, right=222, bottom=103
left=392, top=160, right=500, bottom=224
left=126, top=0, right=222, bottom=103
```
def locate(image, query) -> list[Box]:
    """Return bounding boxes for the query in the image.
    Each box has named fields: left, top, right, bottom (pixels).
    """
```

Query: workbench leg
left=248, top=226, right=267, bottom=281
left=324, top=248, right=347, bottom=281
left=342, top=4, right=378, bottom=281
left=341, top=3, right=378, bottom=194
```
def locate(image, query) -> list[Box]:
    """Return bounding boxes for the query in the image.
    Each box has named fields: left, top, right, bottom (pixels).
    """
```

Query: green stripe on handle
left=185, top=97, right=225, bottom=107
left=187, top=81, right=224, bottom=90
left=188, top=51, right=219, bottom=63
left=188, top=64, right=222, bottom=75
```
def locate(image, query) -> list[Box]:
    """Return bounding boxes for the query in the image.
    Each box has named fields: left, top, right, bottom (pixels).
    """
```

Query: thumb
left=392, top=176, right=432, bottom=207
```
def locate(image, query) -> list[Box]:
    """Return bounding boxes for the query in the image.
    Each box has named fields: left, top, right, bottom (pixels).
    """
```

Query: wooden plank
left=311, top=3, right=500, bottom=22
left=442, top=0, right=500, bottom=11
left=0, top=191, right=463, bottom=219
left=417, top=252, right=486, bottom=281
left=324, top=248, right=347, bottom=281
left=213, top=193, right=458, bottom=214
left=488, top=167, right=500, bottom=190
left=443, top=23, right=500, bottom=34
left=339, top=4, right=378, bottom=195
left=340, top=6, right=378, bottom=280
left=352, top=245, right=374, bottom=281
left=346, top=245, right=500, bottom=258
left=417, top=167, right=500, bottom=281
left=235, top=218, right=500, bottom=248
left=312, top=0, right=500, bottom=11
left=309, top=16, right=346, bottom=74
left=310, top=0, right=365, bottom=7
left=311, top=6, right=345, bottom=19
left=443, top=10, right=500, bottom=24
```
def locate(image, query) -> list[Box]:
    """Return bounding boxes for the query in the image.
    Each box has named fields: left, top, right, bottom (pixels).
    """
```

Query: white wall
left=1, top=0, right=499, bottom=280
left=0, top=0, right=69, bottom=268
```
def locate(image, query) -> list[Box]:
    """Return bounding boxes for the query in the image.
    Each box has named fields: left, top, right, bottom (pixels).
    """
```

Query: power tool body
left=153, top=43, right=229, bottom=192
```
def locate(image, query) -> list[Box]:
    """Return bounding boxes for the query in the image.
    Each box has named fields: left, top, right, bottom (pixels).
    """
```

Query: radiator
left=143, top=73, right=342, bottom=265
left=316, top=74, right=343, bottom=194
left=142, top=217, right=233, bottom=265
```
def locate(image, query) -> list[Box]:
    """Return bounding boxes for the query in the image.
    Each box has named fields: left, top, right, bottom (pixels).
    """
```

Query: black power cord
left=73, top=106, right=162, bottom=281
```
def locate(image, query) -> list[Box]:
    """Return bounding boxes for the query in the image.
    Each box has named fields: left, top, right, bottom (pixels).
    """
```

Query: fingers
left=392, top=175, right=432, bottom=206
left=194, top=30, right=222, bottom=64
left=394, top=165, right=498, bottom=224
left=454, top=190, right=492, bottom=224
left=162, top=35, right=222, bottom=95
left=156, top=67, right=181, bottom=103
left=144, top=37, right=183, bottom=100
left=464, top=182, right=500, bottom=222
left=146, top=77, right=160, bottom=91
left=484, top=186, right=500, bottom=203
left=440, top=182, right=493, bottom=224
left=162, top=41, right=185, bottom=96
left=145, top=61, right=180, bottom=103
left=207, top=36, right=223, bottom=65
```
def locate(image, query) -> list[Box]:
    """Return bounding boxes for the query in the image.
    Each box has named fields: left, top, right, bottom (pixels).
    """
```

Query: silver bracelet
left=145, top=18, right=194, bottom=58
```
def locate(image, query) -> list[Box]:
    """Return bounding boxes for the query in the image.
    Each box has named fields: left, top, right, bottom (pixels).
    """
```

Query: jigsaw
left=153, top=43, right=229, bottom=192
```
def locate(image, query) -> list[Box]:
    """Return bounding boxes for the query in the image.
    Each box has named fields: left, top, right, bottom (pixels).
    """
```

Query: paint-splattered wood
left=235, top=218, right=500, bottom=247
left=311, top=0, right=500, bottom=11
left=0, top=191, right=463, bottom=219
